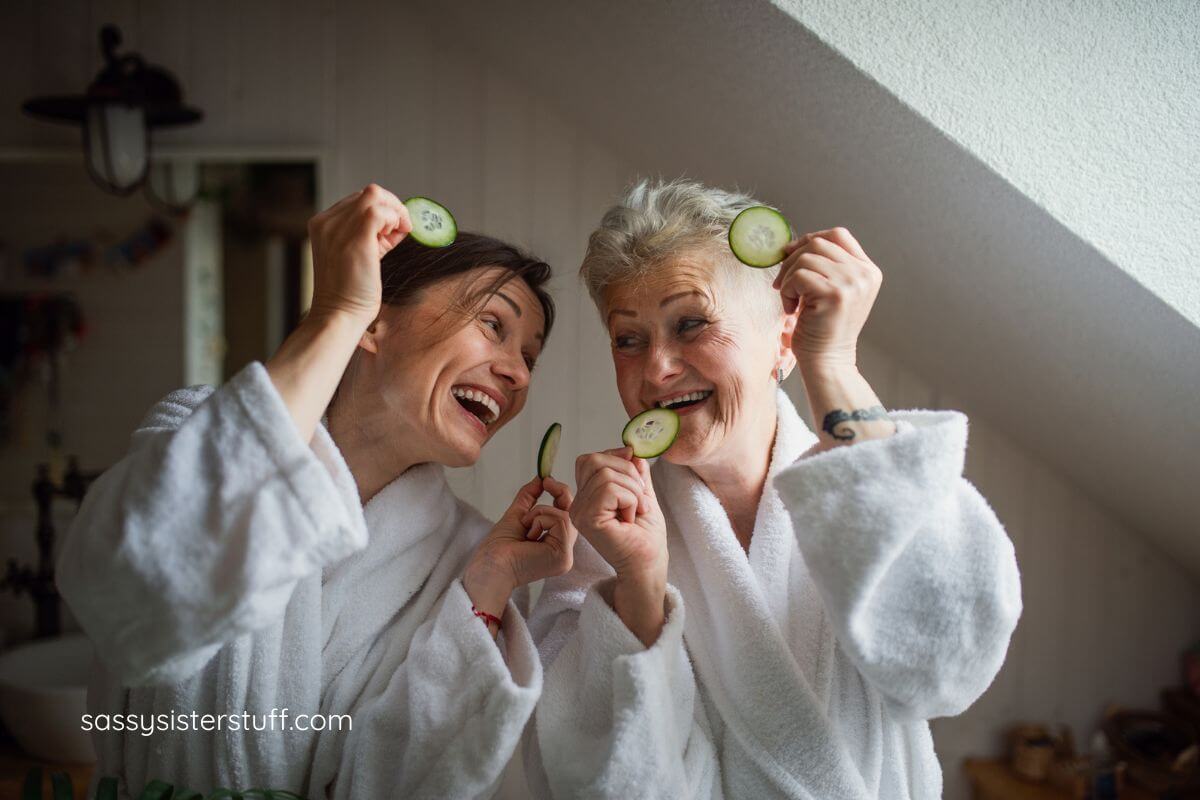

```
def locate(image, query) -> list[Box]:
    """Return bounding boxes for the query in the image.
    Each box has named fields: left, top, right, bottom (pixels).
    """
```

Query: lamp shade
left=21, top=25, right=202, bottom=196
left=84, top=103, right=148, bottom=195
left=146, top=158, right=200, bottom=213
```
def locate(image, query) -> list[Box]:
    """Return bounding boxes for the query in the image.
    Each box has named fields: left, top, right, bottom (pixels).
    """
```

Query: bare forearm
left=799, top=363, right=897, bottom=453
left=265, top=310, right=367, bottom=443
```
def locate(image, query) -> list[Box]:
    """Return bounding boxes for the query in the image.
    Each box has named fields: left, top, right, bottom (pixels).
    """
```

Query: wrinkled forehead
left=602, top=249, right=738, bottom=319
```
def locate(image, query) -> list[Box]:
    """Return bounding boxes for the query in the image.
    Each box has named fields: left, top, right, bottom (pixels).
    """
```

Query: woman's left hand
left=772, top=227, right=882, bottom=372
left=462, top=477, right=578, bottom=622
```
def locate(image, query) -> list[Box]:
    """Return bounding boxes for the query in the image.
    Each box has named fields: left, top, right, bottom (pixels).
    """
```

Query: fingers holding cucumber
left=305, top=188, right=459, bottom=325
left=307, top=183, right=412, bottom=323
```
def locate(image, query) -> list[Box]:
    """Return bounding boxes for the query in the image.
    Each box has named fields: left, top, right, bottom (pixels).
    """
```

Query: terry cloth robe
left=56, top=361, right=541, bottom=800
left=525, top=389, right=1022, bottom=799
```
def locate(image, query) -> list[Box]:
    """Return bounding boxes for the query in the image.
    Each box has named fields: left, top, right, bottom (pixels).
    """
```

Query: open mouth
left=451, top=386, right=500, bottom=427
left=655, top=389, right=713, bottom=412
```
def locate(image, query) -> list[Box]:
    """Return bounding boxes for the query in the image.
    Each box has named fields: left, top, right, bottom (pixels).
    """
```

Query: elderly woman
left=57, top=185, right=578, bottom=799
left=524, top=178, right=1022, bottom=799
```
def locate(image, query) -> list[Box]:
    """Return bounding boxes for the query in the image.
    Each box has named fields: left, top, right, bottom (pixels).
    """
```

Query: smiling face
left=605, top=250, right=790, bottom=469
left=345, top=266, right=546, bottom=469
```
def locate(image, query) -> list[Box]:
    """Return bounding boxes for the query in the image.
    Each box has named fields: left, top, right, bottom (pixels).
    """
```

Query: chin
left=656, top=412, right=708, bottom=462
left=660, top=433, right=709, bottom=466
left=438, top=445, right=481, bottom=468
left=429, top=430, right=484, bottom=468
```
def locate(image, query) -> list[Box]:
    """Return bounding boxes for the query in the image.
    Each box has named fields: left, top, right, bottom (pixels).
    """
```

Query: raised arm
left=775, top=410, right=1022, bottom=720
left=56, top=184, right=414, bottom=686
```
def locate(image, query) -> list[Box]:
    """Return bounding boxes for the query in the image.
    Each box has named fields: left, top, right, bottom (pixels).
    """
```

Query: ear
left=358, top=317, right=383, bottom=354
left=777, top=310, right=798, bottom=377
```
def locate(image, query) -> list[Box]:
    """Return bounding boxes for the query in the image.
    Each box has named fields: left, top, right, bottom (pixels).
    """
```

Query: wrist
left=611, top=572, right=667, bottom=647
left=797, top=358, right=859, bottom=381
left=462, top=562, right=515, bottom=618
left=303, top=305, right=374, bottom=339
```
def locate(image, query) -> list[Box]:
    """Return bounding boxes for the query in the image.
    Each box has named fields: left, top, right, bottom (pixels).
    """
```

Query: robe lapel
left=659, top=390, right=870, bottom=798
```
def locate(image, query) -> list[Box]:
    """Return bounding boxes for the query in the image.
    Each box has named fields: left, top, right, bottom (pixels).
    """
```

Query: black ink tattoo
left=822, top=406, right=892, bottom=441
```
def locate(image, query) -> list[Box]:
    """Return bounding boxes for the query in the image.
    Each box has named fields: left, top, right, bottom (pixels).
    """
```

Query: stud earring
left=775, top=366, right=785, bottom=384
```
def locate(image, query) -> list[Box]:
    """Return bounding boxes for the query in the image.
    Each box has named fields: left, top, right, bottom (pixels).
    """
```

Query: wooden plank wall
left=2, top=3, right=1197, bottom=798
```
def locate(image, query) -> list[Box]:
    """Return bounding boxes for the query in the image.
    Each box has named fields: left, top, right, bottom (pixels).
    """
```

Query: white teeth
left=452, top=387, right=501, bottom=424
left=656, top=390, right=713, bottom=408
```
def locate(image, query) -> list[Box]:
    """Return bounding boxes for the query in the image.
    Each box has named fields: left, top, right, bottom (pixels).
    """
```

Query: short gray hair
left=579, top=177, right=783, bottom=318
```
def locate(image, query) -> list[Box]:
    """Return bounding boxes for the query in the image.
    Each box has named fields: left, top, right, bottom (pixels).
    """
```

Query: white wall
left=2, top=3, right=1197, bottom=798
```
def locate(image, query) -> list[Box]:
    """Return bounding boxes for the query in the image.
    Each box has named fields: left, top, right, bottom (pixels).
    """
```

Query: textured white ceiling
left=773, top=0, right=1200, bottom=327
left=437, top=0, right=1200, bottom=576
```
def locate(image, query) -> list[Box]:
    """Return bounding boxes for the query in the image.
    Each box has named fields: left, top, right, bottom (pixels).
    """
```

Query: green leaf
left=136, top=780, right=175, bottom=800
left=205, top=790, right=241, bottom=800
left=21, top=767, right=42, bottom=800
left=50, top=772, right=73, bottom=800
left=95, top=776, right=119, bottom=800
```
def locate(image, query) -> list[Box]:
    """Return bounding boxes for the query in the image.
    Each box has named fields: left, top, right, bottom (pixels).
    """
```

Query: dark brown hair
left=379, top=232, right=556, bottom=340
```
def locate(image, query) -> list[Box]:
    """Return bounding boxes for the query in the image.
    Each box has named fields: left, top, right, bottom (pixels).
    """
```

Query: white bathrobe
left=526, top=390, right=1022, bottom=799
left=56, top=362, right=542, bottom=800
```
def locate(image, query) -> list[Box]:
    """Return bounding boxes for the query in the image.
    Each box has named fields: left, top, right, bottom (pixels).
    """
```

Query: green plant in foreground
left=21, top=767, right=305, bottom=800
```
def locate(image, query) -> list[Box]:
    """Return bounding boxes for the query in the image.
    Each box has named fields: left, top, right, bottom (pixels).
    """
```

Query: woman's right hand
left=306, top=184, right=412, bottom=327
left=571, top=448, right=669, bottom=645
left=572, top=447, right=667, bottom=580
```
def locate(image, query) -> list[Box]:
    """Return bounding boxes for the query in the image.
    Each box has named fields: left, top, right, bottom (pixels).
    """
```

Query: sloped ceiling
left=434, top=0, right=1200, bottom=576
left=774, top=0, right=1200, bottom=328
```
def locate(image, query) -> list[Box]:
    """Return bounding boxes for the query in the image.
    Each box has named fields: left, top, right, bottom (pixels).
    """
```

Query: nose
left=644, top=340, right=684, bottom=387
left=492, top=345, right=531, bottom=393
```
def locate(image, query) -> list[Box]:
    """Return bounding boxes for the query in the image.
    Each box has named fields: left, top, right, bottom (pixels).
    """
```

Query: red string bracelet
left=471, top=604, right=503, bottom=630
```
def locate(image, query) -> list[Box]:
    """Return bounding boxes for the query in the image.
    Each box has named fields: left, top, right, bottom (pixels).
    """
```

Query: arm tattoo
left=822, top=405, right=892, bottom=441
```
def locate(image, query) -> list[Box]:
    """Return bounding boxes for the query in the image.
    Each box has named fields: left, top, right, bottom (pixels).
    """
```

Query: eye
left=613, top=334, right=641, bottom=351
left=677, top=317, right=707, bottom=335
left=481, top=315, right=502, bottom=335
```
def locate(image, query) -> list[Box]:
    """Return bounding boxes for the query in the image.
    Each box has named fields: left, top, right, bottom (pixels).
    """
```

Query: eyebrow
left=495, top=291, right=521, bottom=317
left=607, top=290, right=706, bottom=323
left=659, top=290, right=705, bottom=307
left=494, top=290, right=546, bottom=342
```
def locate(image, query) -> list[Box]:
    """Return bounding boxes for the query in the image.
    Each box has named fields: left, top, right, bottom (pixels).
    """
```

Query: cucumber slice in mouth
left=404, top=196, right=457, bottom=248
left=537, top=422, right=562, bottom=479
left=621, top=408, right=680, bottom=459
left=728, top=205, right=792, bottom=268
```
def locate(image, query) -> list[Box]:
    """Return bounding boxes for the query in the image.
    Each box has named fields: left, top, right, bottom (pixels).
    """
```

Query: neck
left=327, top=396, right=419, bottom=504
left=690, top=397, right=778, bottom=550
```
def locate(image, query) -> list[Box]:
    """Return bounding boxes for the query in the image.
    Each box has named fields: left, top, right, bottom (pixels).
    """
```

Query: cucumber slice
left=728, top=205, right=792, bottom=268
left=537, top=422, right=562, bottom=478
left=404, top=196, right=457, bottom=248
left=621, top=408, right=680, bottom=458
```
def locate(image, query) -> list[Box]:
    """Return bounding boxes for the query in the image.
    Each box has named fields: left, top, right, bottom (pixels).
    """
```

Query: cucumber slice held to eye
left=728, top=205, right=792, bottom=268
left=537, top=422, right=562, bottom=479
left=621, top=408, right=680, bottom=459
left=404, top=196, right=457, bottom=248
